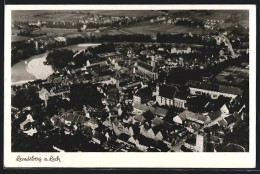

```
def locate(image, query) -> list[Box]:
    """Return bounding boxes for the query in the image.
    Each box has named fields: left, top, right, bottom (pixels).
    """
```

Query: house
left=133, top=87, right=152, bottom=104
left=122, top=114, right=133, bottom=124
left=204, top=97, right=231, bottom=114
left=140, top=125, right=164, bottom=141
left=23, top=128, right=38, bottom=136
left=39, top=87, right=52, bottom=106
left=137, top=134, right=169, bottom=152
left=86, top=57, right=107, bottom=67
left=92, top=70, right=114, bottom=82
left=122, top=124, right=134, bottom=136
left=154, top=107, right=168, bottom=118
left=20, top=114, right=34, bottom=130
left=151, top=117, right=164, bottom=127
left=187, top=80, right=243, bottom=99
left=184, top=134, right=196, bottom=151
left=87, top=117, right=99, bottom=129
left=208, top=111, right=222, bottom=122
left=133, top=103, right=155, bottom=115
left=135, top=61, right=158, bottom=81
left=173, top=111, right=211, bottom=125
left=117, top=133, right=131, bottom=144
left=64, top=113, right=87, bottom=127
left=20, top=119, right=32, bottom=130
left=54, top=36, right=66, bottom=43
left=92, top=130, right=106, bottom=144
left=218, top=115, right=237, bottom=132
left=156, top=84, right=187, bottom=109
left=180, top=145, right=193, bottom=152
left=171, top=46, right=191, bottom=54
left=195, top=131, right=208, bottom=152
left=133, top=114, right=146, bottom=124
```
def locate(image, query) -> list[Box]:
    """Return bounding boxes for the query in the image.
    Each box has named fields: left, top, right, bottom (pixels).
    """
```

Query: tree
left=45, top=49, right=74, bottom=70
left=12, top=86, right=42, bottom=109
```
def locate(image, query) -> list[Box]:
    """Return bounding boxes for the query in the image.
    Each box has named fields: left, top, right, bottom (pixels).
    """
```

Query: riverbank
left=11, top=43, right=101, bottom=85
left=26, top=57, right=53, bottom=80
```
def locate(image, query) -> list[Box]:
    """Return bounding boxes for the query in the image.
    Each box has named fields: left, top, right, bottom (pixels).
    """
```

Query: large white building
left=171, top=46, right=191, bottom=54
left=195, top=132, right=207, bottom=152
left=187, top=80, right=243, bottom=99
left=135, top=61, right=158, bottom=81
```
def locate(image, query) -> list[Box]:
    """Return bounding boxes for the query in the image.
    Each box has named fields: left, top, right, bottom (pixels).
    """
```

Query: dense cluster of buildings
left=11, top=11, right=249, bottom=152
left=11, top=41, right=248, bottom=151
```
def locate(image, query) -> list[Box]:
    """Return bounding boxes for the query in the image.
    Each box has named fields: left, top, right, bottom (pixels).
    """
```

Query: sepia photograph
left=4, top=4, right=256, bottom=168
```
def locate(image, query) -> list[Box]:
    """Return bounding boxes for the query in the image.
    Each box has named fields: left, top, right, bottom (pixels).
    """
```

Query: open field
left=35, top=28, right=80, bottom=37
left=89, top=10, right=163, bottom=17
left=120, top=23, right=203, bottom=37
left=11, top=35, right=31, bottom=42
left=94, top=29, right=130, bottom=36
left=167, top=10, right=249, bottom=27
left=12, top=10, right=163, bottom=23
left=11, top=28, right=83, bottom=42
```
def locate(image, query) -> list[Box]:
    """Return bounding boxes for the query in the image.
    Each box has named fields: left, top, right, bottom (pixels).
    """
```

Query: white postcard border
left=4, top=4, right=256, bottom=168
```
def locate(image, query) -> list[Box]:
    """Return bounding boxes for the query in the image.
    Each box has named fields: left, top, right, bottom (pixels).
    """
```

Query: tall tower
left=196, top=132, right=207, bottom=152
left=151, top=56, right=156, bottom=70
left=178, top=57, right=184, bottom=66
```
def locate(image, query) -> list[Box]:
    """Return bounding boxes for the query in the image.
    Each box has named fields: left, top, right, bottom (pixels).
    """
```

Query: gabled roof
left=185, top=134, right=196, bottom=146
left=154, top=107, right=168, bottom=117
left=187, top=80, right=243, bottom=96
left=218, top=119, right=228, bottom=126
left=137, top=61, right=154, bottom=72
left=151, top=117, right=164, bottom=126
left=65, top=114, right=87, bottom=124
left=218, top=85, right=243, bottom=96
left=138, top=134, right=168, bottom=151
left=205, top=97, right=231, bottom=112
left=178, top=110, right=208, bottom=124
left=224, top=115, right=237, bottom=125
left=134, top=115, right=146, bottom=123
left=208, top=111, right=222, bottom=121
left=133, top=103, right=154, bottom=112
left=117, top=133, right=131, bottom=142
left=89, top=57, right=107, bottom=64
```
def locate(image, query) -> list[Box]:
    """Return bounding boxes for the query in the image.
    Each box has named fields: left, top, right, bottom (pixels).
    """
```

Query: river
left=11, top=43, right=101, bottom=85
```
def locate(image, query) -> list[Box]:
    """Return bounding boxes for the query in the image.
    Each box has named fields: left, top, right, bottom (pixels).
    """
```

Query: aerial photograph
left=11, top=10, right=249, bottom=152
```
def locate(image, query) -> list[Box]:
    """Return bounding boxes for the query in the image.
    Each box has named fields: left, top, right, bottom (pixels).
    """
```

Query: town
left=11, top=10, right=249, bottom=152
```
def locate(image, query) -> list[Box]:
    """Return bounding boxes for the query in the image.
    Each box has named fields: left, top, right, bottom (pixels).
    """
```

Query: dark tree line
left=11, top=86, right=43, bottom=109
left=45, top=49, right=74, bottom=70
left=11, top=41, right=37, bottom=66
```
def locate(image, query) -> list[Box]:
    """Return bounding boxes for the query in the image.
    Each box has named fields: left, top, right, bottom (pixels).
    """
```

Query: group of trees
left=70, top=83, right=103, bottom=110
left=11, top=41, right=37, bottom=66
left=96, top=34, right=153, bottom=43
left=18, top=30, right=47, bottom=37
left=11, top=86, right=42, bottom=109
left=45, top=49, right=74, bottom=70
left=175, top=19, right=204, bottom=29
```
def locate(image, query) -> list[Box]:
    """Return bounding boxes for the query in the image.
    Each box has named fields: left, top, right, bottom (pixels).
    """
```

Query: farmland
left=88, top=10, right=163, bottom=17
left=12, top=28, right=83, bottom=42
left=120, top=23, right=204, bottom=38
left=12, top=10, right=163, bottom=23
left=167, top=10, right=249, bottom=27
